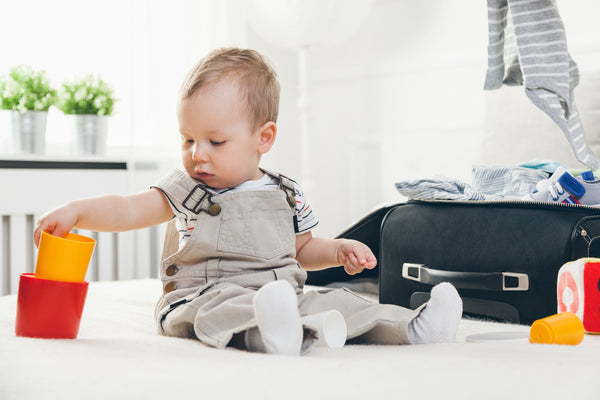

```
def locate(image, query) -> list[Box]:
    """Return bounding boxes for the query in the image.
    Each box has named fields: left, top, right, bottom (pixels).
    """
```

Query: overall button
left=165, top=265, right=178, bottom=276
left=164, top=281, right=176, bottom=293
left=208, top=203, right=221, bottom=216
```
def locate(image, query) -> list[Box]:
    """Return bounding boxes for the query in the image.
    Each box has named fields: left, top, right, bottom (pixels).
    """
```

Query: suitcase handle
left=402, top=263, right=529, bottom=292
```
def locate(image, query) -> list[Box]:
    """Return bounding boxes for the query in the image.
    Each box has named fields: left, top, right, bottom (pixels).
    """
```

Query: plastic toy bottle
left=529, top=312, right=585, bottom=345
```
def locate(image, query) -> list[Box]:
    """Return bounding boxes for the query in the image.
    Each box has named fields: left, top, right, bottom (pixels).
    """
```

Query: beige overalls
left=153, top=169, right=418, bottom=349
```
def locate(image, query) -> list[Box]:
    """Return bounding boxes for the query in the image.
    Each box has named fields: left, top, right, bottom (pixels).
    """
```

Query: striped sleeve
left=292, top=182, right=318, bottom=234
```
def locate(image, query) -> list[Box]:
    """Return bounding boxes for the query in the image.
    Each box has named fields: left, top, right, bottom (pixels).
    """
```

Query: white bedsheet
left=1, top=279, right=599, bottom=399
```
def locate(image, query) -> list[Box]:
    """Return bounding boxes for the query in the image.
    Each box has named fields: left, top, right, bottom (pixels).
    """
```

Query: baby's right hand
left=34, top=203, right=78, bottom=248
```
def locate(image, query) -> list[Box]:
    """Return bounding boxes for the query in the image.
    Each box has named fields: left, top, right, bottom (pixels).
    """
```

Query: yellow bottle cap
left=530, top=312, right=584, bottom=345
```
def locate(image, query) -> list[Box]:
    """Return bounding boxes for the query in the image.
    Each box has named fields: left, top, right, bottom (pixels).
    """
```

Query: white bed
left=1, top=278, right=599, bottom=400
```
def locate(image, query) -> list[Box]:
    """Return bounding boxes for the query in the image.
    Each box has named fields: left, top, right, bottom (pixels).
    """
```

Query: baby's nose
left=192, top=144, right=209, bottom=162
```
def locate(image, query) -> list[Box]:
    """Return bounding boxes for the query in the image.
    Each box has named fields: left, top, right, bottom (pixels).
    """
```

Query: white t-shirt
left=177, top=173, right=318, bottom=249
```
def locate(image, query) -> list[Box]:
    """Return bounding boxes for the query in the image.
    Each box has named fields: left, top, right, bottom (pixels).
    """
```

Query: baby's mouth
left=196, top=172, right=214, bottom=181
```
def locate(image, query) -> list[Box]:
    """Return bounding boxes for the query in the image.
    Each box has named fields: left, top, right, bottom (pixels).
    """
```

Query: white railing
left=0, top=215, right=164, bottom=295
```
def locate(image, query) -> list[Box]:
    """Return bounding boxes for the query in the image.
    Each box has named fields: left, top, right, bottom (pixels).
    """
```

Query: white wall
left=247, top=0, right=489, bottom=237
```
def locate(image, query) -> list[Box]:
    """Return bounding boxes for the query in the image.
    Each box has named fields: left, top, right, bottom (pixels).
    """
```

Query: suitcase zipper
left=409, top=199, right=600, bottom=211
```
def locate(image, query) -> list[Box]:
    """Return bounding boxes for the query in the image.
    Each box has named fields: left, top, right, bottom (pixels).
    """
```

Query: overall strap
left=262, top=169, right=297, bottom=209
left=152, top=169, right=221, bottom=219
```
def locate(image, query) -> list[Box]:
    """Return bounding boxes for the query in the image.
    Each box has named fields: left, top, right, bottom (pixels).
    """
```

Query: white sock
left=407, top=282, right=462, bottom=344
left=252, top=280, right=302, bottom=356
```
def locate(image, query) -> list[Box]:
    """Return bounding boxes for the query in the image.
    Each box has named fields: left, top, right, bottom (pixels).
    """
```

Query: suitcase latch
left=402, top=263, right=423, bottom=282
left=502, top=272, right=529, bottom=291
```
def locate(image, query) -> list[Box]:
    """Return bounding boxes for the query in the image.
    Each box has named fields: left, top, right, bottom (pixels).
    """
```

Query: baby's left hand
left=337, top=239, right=377, bottom=275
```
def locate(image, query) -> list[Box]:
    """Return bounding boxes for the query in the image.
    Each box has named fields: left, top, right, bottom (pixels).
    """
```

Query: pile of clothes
left=395, top=160, right=600, bottom=206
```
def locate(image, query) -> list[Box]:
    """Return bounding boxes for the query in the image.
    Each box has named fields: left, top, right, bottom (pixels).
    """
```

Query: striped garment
left=394, top=177, right=496, bottom=201
left=395, top=166, right=547, bottom=201
left=485, top=0, right=599, bottom=170
left=177, top=173, right=318, bottom=248
left=471, top=165, right=549, bottom=197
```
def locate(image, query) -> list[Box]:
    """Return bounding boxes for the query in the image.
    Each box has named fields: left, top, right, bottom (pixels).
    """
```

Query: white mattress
left=1, top=279, right=599, bottom=399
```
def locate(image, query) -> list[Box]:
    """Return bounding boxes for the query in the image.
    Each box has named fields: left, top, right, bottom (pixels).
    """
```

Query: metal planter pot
left=73, top=115, right=108, bottom=156
left=11, top=111, right=48, bottom=154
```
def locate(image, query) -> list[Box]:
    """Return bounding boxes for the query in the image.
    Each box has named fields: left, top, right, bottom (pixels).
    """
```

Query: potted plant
left=57, top=74, right=116, bottom=156
left=0, top=65, right=57, bottom=154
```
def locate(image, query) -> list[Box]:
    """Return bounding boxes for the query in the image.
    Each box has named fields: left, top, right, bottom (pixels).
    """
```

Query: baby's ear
left=257, top=121, right=277, bottom=154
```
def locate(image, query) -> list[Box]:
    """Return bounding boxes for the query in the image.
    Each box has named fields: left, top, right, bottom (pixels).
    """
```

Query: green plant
left=0, top=65, right=57, bottom=112
left=58, top=75, right=115, bottom=116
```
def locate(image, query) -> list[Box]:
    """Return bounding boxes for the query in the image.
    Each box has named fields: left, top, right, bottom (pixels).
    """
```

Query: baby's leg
left=298, top=283, right=462, bottom=345
left=299, top=287, right=417, bottom=344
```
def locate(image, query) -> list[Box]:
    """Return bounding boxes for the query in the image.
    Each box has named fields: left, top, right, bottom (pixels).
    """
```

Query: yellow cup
left=35, top=231, right=96, bottom=283
left=529, top=312, right=585, bottom=345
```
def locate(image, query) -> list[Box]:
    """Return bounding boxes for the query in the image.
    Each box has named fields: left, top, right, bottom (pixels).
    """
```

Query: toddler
left=34, top=48, right=462, bottom=355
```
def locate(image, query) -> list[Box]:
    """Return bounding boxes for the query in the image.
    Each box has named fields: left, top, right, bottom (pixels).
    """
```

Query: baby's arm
left=34, top=188, right=173, bottom=247
left=295, top=232, right=377, bottom=275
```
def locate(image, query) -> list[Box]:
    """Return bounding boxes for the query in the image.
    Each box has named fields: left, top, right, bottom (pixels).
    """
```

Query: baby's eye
left=181, top=135, right=194, bottom=144
left=210, top=140, right=225, bottom=146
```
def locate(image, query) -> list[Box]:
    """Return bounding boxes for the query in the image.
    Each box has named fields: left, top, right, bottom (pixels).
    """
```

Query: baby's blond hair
left=179, top=48, right=280, bottom=130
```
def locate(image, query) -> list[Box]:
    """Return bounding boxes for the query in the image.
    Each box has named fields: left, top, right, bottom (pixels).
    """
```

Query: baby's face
left=177, top=80, right=264, bottom=189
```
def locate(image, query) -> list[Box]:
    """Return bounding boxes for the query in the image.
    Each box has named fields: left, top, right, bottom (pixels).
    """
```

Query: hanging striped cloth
left=484, top=0, right=599, bottom=170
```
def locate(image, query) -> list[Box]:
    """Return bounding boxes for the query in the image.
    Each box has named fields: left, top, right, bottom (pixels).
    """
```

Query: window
left=0, top=0, right=245, bottom=157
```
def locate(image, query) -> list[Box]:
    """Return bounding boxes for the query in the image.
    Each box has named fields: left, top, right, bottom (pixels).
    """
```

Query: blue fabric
left=581, top=171, right=595, bottom=181
left=518, top=159, right=568, bottom=174
left=557, top=172, right=585, bottom=197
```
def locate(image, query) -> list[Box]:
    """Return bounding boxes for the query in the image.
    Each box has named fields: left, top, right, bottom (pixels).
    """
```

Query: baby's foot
left=252, top=280, right=302, bottom=355
left=407, top=282, right=462, bottom=344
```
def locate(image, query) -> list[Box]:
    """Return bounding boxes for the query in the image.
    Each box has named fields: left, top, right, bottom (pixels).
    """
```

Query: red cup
left=15, top=273, right=88, bottom=339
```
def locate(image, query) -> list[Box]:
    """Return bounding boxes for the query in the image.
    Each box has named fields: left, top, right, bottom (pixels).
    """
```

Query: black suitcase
left=379, top=200, right=600, bottom=325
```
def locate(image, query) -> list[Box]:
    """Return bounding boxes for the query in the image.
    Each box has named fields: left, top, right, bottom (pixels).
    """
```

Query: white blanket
left=1, top=279, right=599, bottom=399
